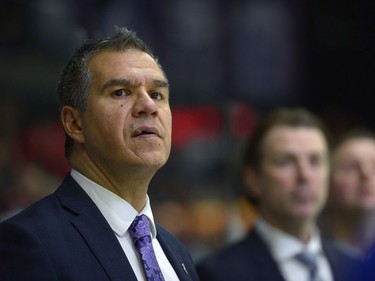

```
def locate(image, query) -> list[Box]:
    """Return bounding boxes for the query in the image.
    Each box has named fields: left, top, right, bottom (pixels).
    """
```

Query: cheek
left=161, top=111, right=172, bottom=143
left=331, top=179, right=358, bottom=204
left=317, top=169, right=330, bottom=191
left=86, top=107, right=125, bottom=140
left=332, top=174, right=357, bottom=193
left=260, top=174, right=289, bottom=201
left=267, top=169, right=295, bottom=188
left=163, top=110, right=172, bottom=129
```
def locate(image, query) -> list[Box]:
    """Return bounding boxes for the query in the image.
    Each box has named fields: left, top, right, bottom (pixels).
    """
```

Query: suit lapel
left=56, top=175, right=137, bottom=281
left=250, top=231, right=286, bottom=281
left=72, top=212, right=137, bottom=281
left=322, top=240, right=357, bottom=281
left=156, top=226, right=195, bottom=281
left=323, top=242, right=340, bottom=280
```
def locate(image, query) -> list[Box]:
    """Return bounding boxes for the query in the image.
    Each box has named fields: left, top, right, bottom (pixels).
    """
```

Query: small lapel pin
left=181, top=263, right=188, bottom=275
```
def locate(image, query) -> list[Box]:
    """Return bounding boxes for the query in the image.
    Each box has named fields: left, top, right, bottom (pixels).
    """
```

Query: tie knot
left=129, top=214, right=151, bottom=242
left=295, top=251, right=318, bottom=270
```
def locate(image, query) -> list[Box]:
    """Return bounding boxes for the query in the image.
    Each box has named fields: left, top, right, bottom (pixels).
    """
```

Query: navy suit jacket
left=197, top=229, right=360, bottom=281
left=358, top=245, right=375, bottom=281
left=0, top=175, right=199, bottom=281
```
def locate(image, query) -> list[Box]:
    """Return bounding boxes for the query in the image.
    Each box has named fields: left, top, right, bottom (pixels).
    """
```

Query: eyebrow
left=101, top=78, right=169, bottom=91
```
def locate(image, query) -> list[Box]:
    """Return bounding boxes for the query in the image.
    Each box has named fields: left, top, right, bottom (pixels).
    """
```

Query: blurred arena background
left=0, top=0, right=373, bottom=262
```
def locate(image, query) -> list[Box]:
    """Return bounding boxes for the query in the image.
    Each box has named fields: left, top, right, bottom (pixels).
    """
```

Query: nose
left=296, top=160, right=311, bottom=183
left=132, top=89, right=158, bottom=117
left=359, top=162, right=373, bottom=181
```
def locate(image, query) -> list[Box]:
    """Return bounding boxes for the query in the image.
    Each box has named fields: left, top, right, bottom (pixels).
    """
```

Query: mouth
left=132, top=126, right=160, bottom=137
left=293, top=187, right=315, bottom=202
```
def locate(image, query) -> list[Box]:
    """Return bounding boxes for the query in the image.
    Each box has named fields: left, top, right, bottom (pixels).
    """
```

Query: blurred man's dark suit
left=197, top=229, right=360, bottom=281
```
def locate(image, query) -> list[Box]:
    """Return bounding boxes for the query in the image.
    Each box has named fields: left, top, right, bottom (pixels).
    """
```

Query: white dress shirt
left=71, top=169, right=180, bottom=281
left=255, top=218, right=334, bottom=281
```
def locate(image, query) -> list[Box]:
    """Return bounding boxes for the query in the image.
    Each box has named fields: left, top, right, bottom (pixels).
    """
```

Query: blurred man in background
left=320, top=128, right=375, bottom=258
left=197, top=107, right=360, bottom=281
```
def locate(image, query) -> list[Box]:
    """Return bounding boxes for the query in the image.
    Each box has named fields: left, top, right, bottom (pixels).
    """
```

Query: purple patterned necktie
left=129, top=215, right=165, bottom=281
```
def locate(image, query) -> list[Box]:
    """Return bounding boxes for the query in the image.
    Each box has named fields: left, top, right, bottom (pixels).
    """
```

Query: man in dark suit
left=197, top=108, right=360, bottom=281
left=0, top=27, right=199, bottom=281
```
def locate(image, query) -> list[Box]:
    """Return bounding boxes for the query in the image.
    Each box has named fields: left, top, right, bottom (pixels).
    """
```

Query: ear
left=242, top=166, right=261, bottom=200
left=61, top=106, right=85, bottom=144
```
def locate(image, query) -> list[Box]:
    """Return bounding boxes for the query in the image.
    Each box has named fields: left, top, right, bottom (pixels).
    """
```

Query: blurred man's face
left=331, top=138, right=375, bottom=212
left=257, top=126, right=329, bottom=226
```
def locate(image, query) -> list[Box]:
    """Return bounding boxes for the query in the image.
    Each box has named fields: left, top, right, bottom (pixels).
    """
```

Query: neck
left=69, top=152, right=156, bottom=212
left=261, top=212, right=315, bottom=244
left=327, top=207, right=371, bottom=242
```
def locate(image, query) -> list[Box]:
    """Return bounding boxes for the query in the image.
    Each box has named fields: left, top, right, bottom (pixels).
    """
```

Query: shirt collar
left=255, top=217, right=323, bottom=262
left=70, top=169, right=157, bottom=239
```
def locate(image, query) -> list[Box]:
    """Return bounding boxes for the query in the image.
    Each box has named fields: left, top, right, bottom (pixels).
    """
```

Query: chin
left=293, top=208, right=317, bottom=220
left=147, top=155, right=169, bottom=169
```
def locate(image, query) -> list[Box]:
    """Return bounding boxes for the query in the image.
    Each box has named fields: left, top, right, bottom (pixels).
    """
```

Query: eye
left=278, top=157, right=294, bottom=166
left=113, top=89, right=131, bottom=97
left=273, top=154, right=294, bottom=166
left=310, top=154, right=327, bottom=167
left=150, top=92, right=163, bottom=100
left=337, top=161, right=357, bottom=172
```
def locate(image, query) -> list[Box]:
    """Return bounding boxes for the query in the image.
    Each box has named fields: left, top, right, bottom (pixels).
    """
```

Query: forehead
left=263, top=126, right=327, bottom=154
left=88, top=49, right=166, bottom=83
left=336, top=138, right=375, bottom=158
